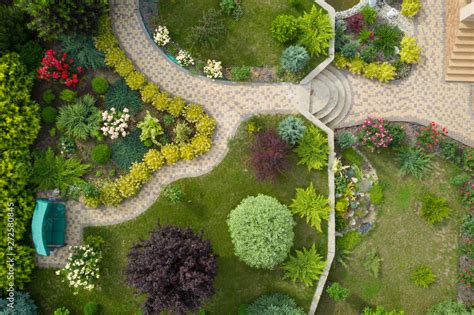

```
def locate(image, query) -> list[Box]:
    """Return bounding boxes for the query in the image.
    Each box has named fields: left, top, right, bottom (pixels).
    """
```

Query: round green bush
left=59, top=88, right=77, bottom=102
left=246, top=293, right=305, bottom=315
left=278, top=115, right=306, bottom=145
left=42, top=89, right=55, bottom=104
left=91, top=76, right=109, bottom=94
left=336, top=131, right=356, bottom=150
left=83, top=302, right=100, bottom=315
left=271, top=15, right=298, bottom=43
left=91, top=144, right=111, bottom=164
left=41, top=106, right=58, bottom=124
left=280, top=45, right=309, bottom=73
left=227, top=194, right=295, bottom=269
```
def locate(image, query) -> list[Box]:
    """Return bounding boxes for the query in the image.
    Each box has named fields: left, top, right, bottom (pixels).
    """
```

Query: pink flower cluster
left=101, top=108, right=130, bottom=140
left=416, top=121, right=448, bottom=151
left=359, top=117, right=393, bottom=149
left=37, top=49, right=83, bottom=87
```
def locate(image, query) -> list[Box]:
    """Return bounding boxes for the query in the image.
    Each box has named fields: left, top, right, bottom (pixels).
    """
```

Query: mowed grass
left=317, top=148, right=466, bottom=315
left=156, top=0, right=324, bottom=67
left=27, top=115, right=329, bottom=314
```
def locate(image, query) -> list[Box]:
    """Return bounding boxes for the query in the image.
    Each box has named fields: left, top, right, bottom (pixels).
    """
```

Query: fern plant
left=290, top=182, right=330, bottom=232
left=297, top=6, right=334, bottom=56
left=363, top=249, right=382, bottom=278
left=282, top=245, right=326, bottom=286
left=31, top=148, right=90, bottom=194
left=411, top=265, right=436, bottom=288
left=294, top=125, right=328, bottom=171
left=60, top=35, right=105, bottom=70
left=137, top=111, right=164, bottom=145
left=56, top=94, right=100, bottom=140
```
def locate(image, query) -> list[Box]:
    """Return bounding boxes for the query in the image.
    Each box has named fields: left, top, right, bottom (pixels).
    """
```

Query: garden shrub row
left=83, top=16, right=217, bottom=207
left=0, top=53, right=40, bottom=291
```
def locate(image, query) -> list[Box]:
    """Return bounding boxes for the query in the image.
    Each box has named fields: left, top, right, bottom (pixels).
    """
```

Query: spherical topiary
left=42, top=88, right=55, bottom=104
left=91, top=144, right=111, bottom=164
left=59, top=88, right=77, bottom=102
left=278, top=115, right=306, bottom=145
left=246, top=293, right=305, bottom=315
left=91, top=76, right=109, bottom=94
left=280, top=45, right=309, bottom=73
left=341, top=40, right=359, bottom=59
left=83, top=302, right=100, bottom=315
left=227, top=194, right=295, bottom=269
left=271, top=15, right=298, bottom=43
left=41, top=106, right=58, bottom=124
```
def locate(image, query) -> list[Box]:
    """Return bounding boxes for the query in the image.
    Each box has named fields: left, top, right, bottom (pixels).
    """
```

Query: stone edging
left=335, top=0, right=369, bottom=19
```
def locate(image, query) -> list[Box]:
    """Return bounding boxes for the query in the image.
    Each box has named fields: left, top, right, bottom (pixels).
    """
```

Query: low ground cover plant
left=326, top=282, right=350, bottom=301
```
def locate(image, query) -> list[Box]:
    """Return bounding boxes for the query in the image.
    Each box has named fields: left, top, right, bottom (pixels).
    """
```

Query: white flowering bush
left=176, top=49, right=194, bottom=67
left=56, top=245, right=102, bottom=294
left=101, top=108, right=131, bottom=140
left=203, top=59, right=223, bottom=79
left=153, top=25, right=170, bottom=46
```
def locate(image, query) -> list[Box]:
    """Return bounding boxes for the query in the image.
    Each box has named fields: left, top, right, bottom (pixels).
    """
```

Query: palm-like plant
left=282, top=245, right=326, bottom=286
left=56, top=94, right=100, bottom=141
left=290, top=182, right=330, bottom=232
left=297, top=6, right=334, bottom=56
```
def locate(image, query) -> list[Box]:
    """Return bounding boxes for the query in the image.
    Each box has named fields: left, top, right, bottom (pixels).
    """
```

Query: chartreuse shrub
left=294, top=125, right=328, bottom=171
left=246, top=294, right=305, bottom=315
left=143, top=149, right=165, bottom=171
left=400, top=36, right=421, bottom=64
left=60, top=89, right=77, bottom=102
left=91, top=76, right=109, bottom=94
left=91, top=144, right=111, bottom=164
left=374, top=24, right=402, bottom=58
left=411, top=265, right=436, bottom=288
left=0, top=291, right=37, bottom=313
left=53, top=307, right=71, bottom=315
left=185, top=104, right=205, bottom=123
left=401, top=0, right=422, bottom=17
left=426, top=300, right=470, bottom=315
left=271, top=14, right=298, bottom=43
left=125, top=71, right=146, bottom=91
left=326, top=282, right=350, bottom=301
left=297, top=6, right=334, bottom=56
left=278, top=115, right=306, bottom=145
left=282, top=245, right=326, bottom=286
left=138, top=111, right=164, bottom=146
left=227, top=195, right=295, bottom=269
left=281, top=45, right=309, bottom=73
left=420, top=194, right=451, bottom=225
left=290, top=183, right=330, bottom=232
left=363, top=306, right=405, bottom=315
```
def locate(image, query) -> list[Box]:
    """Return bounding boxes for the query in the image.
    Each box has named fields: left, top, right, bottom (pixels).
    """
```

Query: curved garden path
left=340, top=0, right=474, bottom=146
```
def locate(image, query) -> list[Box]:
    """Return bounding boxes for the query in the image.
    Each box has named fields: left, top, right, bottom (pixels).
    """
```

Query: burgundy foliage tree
left=125, top=225, right=217, bottom=315
left=346, top=13, right=364, bottom=34
left=250, top=129, right=290, bottom=181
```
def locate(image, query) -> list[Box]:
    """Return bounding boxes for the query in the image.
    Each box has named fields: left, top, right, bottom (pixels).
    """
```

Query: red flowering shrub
left=346, top=13, right=364, bottom=34
left=416, top=121, right=448, bottom=151
left=358, top=117, right=393, bottom=149
left=37, top=49, right=83, bottom=87
left=251, top=130, right=290, bottom=181
left=458, top=267, right=473, bottom=288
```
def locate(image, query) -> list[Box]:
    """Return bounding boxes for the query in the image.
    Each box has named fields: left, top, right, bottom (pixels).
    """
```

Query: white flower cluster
left=203, top=59, right=223, bottom=79
left=176, top=49, right=194, bottom=67
left=56, top=245, right=101, bottom=295
left=153, top=25, right=170, bottom=46
left=101, top=108, right=130, bottom=140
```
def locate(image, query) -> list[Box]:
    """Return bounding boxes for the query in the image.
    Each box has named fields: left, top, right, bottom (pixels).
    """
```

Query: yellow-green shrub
left=168, top=97, right=186, bottom=117
left=161, top=144, right=180, bottom=164
left=376, top=62, right=396, bottom=82
left=400, top=36, right=421, bottom=64
left=401, top=0, right=422, bottom=17
left=347, top=56, right=366, bottom=75
left=143, top=149, right=165, bottom=171
left=116, top=174, right=141, bottom=198
left=104, top=47, right=126, bottom=67
left=82, top=195, right=101, bottom=209
left=115, top=59, right=135, bottom=77
left=196, top=115, right=217, bottom=137
left=363, top=62, right=379, bottom=79
left=99, top=181, right=123, bottom=206
left=129, top=162, right=152, bottom=183
left=94, top=17, right=118, bottom=52
left=126, top=71, right=146, bottom=91
left=334, top=53, right=349, bottom=69
left=140, top=83, right=159, bottom=104
left=191, top=134, right=212, bottom=155
left=180, top=143, right=196, bottom=160
left=184, top=104, right=205, bottom=123
left=152, top=92, right=170, bottom=111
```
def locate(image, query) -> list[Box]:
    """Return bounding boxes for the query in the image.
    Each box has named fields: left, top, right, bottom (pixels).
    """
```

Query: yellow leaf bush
left=196, top=115, right=217, bottom=137
left=168, top=97, right=186, bottom=117
left=184, top=104, right=205, bottom=123
left=115, top=59, right=135, bottom=77
left=143, top=149, right=165, bottom=171
left=400, top=36, right=421, bottom=64
left=179, top=143, right=196, bottom=160
left=161, top=144, right=180, bottom=165
left=140, top=83, right=160, bottom=103
left=401, top=0, right=422, bottom=17
left=125, top=71, right=146, bottom=91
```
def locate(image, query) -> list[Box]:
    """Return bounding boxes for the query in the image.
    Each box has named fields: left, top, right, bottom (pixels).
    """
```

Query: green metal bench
left=32, top=200, right=67, bottom=256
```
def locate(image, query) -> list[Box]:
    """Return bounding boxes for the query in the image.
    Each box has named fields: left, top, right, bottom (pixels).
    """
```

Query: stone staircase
left=446, top=21, right=474, bottom=82
left=309, top=66, right=352, bottom=128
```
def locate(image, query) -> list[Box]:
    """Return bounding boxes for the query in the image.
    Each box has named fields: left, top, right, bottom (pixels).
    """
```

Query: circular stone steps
left=310, top=66, right=352, bottom=128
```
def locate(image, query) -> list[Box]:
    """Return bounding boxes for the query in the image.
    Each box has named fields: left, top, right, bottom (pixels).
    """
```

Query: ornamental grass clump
left=227, top=195, right=295, bottom=269
left=397, top=147, right=432, bottom=179
left=56, top=94, right=100, bottom=141
left=56, top=244, right=102, bottom=294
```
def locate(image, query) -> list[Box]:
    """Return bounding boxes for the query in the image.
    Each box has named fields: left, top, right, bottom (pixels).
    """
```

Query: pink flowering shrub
left=101, top=108, right=131, bottom=140
left=358, top=117, right=393, bottom=149
left=37, top=49, right=83, bottom=87
left=416, top=121, right=448, bottom=151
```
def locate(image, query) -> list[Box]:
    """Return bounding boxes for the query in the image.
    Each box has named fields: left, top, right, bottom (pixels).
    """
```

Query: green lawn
left=27, top=115, right=329, bottom=314
left=318, top=148, right=466, bottom=314
left=156, top=0, right=324, bottom=68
